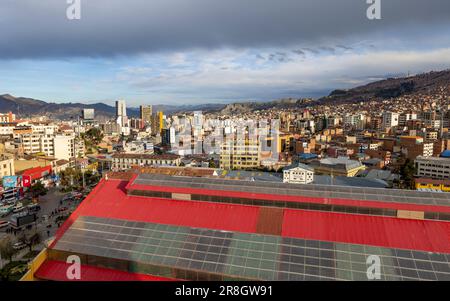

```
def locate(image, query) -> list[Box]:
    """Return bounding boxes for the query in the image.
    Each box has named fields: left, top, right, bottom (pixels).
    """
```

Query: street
left=0, top=187, right=84, bottom=267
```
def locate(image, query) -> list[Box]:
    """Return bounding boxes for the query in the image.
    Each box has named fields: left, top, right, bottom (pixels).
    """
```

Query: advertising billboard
left=2, top=176, right=21, bottom=188
left=22, top=175, right=31, bottom=187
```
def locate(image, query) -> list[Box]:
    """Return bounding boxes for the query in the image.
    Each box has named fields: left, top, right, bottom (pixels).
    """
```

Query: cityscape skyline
left=1, top=0, right=450, bottom=106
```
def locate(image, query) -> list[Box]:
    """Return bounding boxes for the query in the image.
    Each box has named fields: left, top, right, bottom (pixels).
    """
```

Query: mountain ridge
left=2, top=69, right=449, bottom=119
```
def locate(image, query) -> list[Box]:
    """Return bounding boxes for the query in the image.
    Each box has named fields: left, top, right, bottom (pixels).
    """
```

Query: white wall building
left=382, top=112, right=400, bottom=129
left=415, top=156, right=450, bottom=180
left=283, top=163, right=315, bottom=184
left=54, top=134, right=76, bottom=161
left=116, top=100, right=127, bottom=117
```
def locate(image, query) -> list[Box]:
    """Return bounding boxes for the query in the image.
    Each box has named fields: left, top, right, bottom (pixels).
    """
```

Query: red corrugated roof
left=35, top=260, right=177, bottom=281
left=22, top=165, right=52, bottom=181
left=127, top=181, right=450, bottom=214
left=50, top=178, right=450, bottom=254
left=282, top=209, right=450, bottom=253
left=50, top=179, right=259, bottom=249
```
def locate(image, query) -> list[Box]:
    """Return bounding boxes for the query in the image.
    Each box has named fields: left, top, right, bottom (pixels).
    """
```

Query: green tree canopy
left=0, top=237, right=17, bottom=263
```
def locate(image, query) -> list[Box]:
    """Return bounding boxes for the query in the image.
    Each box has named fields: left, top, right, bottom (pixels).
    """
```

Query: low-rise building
left=310, top=157, right=366, bottom=177
left=415, top=156, right=450, bottom=180
left=112, top=153, right=181, bottom=171
left=400, top=136, right=434, bottom=160
left=415, top=178, right=450, bottom=192
left=283, top=163, right=314, bottom=184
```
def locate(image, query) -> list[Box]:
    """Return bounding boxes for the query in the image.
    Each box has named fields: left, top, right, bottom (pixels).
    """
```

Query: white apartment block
left=415, top=156, right=450, bottom=180
left=283, top=164, right=314, bottom=184
left=21, top=134, right=54, bottom=156
left=0, top=124, right=15, bottom=135
left=19, top=133, right=81, bottom=161
left=382, top=112, right=399, bottom=129
left=31, top=124, right=57, bottom=135
left=54, top=135, right=76, bottom=161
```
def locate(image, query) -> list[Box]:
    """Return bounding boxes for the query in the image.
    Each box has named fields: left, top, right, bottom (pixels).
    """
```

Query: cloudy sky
left=1, top=0, right=450, bottom=106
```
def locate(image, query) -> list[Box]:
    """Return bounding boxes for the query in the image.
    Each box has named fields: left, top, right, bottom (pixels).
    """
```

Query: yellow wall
left=20, top=248, right=48, bottom=281
left=415, top=182, right=450, bottom=192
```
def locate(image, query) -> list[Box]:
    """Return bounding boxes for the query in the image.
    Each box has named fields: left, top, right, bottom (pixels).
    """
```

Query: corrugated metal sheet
left=35, top=260, right=176, bottom=281
left=256, top=207, right=284, bottom=235
left=282, top=209, right=450, bottom=253
left=127, top=182, right=450, bottom=214
left=51, top=179, right=259, bottom=249
left=22, top=165, right=52, bottom=181
left=52, top=178, right=450, bottom=255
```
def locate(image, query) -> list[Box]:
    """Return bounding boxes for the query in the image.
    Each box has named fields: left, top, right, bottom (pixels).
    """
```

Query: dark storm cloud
left=292, top=50, right=305, bottom=56
left=1, top=0, right=450, bottom=59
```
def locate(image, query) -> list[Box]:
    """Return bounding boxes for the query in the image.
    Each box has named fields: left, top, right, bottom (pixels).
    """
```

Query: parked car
left=13, top=242, right=27, bottom=250
left=27, top=204, right=41, bottom=212
left=62, top=194, right=73, bottom=202
left=12, top=203, right=25, bottom=213
left=0, top=205, right=14, bottom=217
left=58, top=206, right=69, bottom=212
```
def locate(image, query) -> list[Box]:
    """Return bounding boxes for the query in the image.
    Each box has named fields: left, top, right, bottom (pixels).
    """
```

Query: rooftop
left=315, top=157, right=363, bottom=170
left=33, top=173, right=450, bottom=281
left=112, top=153, right=181, bottom=160
left=128, top=173, right=450, bottom=210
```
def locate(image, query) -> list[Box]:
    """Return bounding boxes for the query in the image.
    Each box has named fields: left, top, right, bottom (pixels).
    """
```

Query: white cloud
left=113, top=47, right=450, bottom=103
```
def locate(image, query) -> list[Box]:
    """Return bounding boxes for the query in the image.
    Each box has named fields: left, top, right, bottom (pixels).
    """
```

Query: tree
left=84, top=128, right=104, bottom=145
left=399, top=158, right=417, bottom=190
left=208, top=159, right=216, bottom=169
left=18, top=233, right=42, bottom=252
left=30, top=181, right=48, bottom=197
left=0, top=237, right=17, bottom=263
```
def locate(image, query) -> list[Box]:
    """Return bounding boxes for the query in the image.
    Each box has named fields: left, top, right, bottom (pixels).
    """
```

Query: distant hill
left=319, top=69, right=450, bottom=104
left=0, top=94, right=119, bottom=120
left=215, top=98, right=314, bottom=115
left=0, top=94, right=225, bottom=120
left=2, top=69, right=450, bottom=119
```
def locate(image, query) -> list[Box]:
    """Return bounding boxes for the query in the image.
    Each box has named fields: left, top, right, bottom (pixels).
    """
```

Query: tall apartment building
left=382, top=112, right=399, bottom=129
left=54, top=135, right=77, bottom=161
left=116, top=100, right=130, bottom=135
left=116, top=100, right=127, bottom=117
left=220, top=139, right=260, bottom=170
left=415, top=156, right=450, bottom=180
left=140, top=105, right=152, bottom=124
left=151, top=112, right=164, bottom=136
